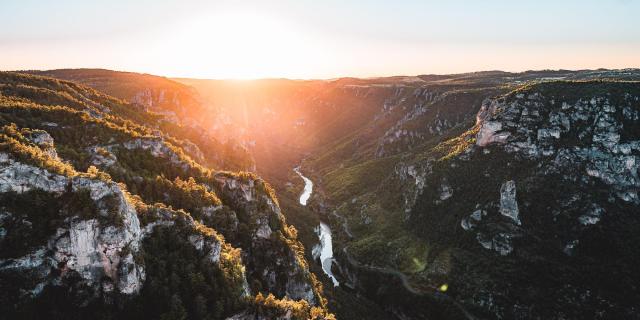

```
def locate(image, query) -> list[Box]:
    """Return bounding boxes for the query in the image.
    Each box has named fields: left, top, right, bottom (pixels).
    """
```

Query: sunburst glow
left=156, top=11, right=322, bottom=79
left=1, top=0, right=638, bottom=79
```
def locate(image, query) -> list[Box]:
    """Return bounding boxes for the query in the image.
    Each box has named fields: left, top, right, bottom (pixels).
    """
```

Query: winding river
left=293, top=171, right=476, bottom=318
left=294, top=167, right=339, bottom=287
left=294, top=167, right=313, bottom=206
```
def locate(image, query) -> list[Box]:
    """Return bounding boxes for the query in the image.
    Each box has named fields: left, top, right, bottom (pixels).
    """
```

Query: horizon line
left=5, top=66, right=640, bottom=82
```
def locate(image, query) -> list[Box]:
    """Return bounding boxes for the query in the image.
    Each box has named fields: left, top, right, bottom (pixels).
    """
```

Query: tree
left=193, top=294, right=208, bottom=320
left=160, top=294, right=187, bottom=320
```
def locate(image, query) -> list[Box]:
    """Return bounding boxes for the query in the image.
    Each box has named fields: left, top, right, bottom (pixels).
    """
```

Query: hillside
left=13, top=68, right=640, bottom=320
left=174, top=69, right=640, bottom=319
left=303, top=76, right=640, bottom=319
left=28, top=69, right=206, bottom=120
left=25, top=69, right=252, bottom=171
left=0, top=72, right=333, bottom=320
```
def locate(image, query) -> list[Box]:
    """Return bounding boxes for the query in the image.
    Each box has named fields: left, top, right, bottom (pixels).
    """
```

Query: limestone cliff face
left=123, top=137, right=199, bottom=170
left=404, top=82, right=640, bottom=319
left=456, top=85, right=640, bottom=258
left=373, top=86, right=495, bottom=158
left=23, top=129, right=58, bottom=159
left=475, top=90, right=640, bottom=204
left=0, top=152, right=248, bottom=305
left=0, top=152, right=145, bottom=297
left=498, top=180, right=520, bottom=226
left=213, top=173, right=318, bottom=304
left=393, top=161, right=431, bottom=218
left=0, top=125, right=237, bottom=306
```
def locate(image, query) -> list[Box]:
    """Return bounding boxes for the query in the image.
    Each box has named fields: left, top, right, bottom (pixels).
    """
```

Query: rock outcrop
left=213, top=173, right=318, bottom=304
left=394, top=161, right=431, bottom=216
left=87, top=146, right=117, bottom=167
left=0, top=153, right=145, bottom=297
left=123, top=137, right=195, bottom=171
left=444, top=82, right=640, bottom=318
left=0, top=71, right=330, bottom=319
left=475, top=89, right=640, bottom=204
left=499, top=180, right=520, bottom=225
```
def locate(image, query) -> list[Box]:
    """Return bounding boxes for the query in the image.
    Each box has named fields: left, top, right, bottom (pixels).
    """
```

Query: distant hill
left=23, top=69, right=254, bottom=171
left=27, top=69, right=206, bottom=119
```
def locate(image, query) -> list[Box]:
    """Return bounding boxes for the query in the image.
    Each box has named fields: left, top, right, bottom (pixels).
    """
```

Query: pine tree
left=160, top=294, right=187, bottom=320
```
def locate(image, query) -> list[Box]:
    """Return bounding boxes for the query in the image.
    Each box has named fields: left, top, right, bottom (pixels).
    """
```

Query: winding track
left=342, top=247, right=477, bottom=320
left=296, top=166, right=476, bottom=319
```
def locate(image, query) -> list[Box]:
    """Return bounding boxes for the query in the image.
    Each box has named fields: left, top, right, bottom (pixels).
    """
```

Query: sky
left=1, top=0, right=639, bottom=79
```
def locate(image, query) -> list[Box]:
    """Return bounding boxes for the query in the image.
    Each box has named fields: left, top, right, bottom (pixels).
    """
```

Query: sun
left=156, top=11, right=318, bottom=79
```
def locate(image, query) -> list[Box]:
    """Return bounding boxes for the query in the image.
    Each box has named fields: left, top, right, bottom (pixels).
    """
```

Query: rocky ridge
left=406, top=81, right=640, bottom=319
left=0, top=72, right=332, bottom=319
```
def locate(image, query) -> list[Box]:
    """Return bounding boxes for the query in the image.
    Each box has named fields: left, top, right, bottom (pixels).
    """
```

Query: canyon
left=2, top=68, right=640, bottom=319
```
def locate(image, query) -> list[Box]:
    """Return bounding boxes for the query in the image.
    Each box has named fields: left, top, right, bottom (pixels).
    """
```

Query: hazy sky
left=1, top=0, right=639, bottom=79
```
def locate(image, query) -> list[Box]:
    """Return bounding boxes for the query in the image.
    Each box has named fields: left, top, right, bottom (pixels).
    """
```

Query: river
left=293, top=167, right=313, bottom=205
left=294, top=167, right=339, bottom=287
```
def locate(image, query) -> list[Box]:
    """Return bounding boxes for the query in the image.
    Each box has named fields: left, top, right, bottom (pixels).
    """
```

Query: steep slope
left=174, top=69, right=640, bottom=319
left=28, top=69, right=207, bottom=120
left=173, top=78, right=395, bottom=183
left=24, top=69, right=253, bottom=171
left=410, top=81, right=640, bottom=319
left=0, top=72, right=333, bottom=320
left=303, top=77, right=640, bottom=319
left=27, top=68, right=640, bottom=319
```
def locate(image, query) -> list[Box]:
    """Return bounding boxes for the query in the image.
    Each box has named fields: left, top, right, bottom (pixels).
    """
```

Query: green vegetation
left=0, top=72, right=333, bottom=319
left=323, top=156, right=397, bottom=204
left=1, top=71, right=253, bottom=172
left=29, top=69, right=206, bottom=119
left=295, top=73, right=640, bottom=319
left=506, top=79, right=640, bottom=105
left=0, top=123, right=76, bottom=176
left=123, top=224, right=247, bottom=320
left=252, top=292, right=335, bottom=320
left=432, top=126, right=478, bottom=161
left=0, top=189, right=97, bottom=259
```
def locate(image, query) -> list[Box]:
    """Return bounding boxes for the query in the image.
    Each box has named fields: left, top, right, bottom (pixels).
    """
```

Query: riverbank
left=295, top=167, right=339, bottom=287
